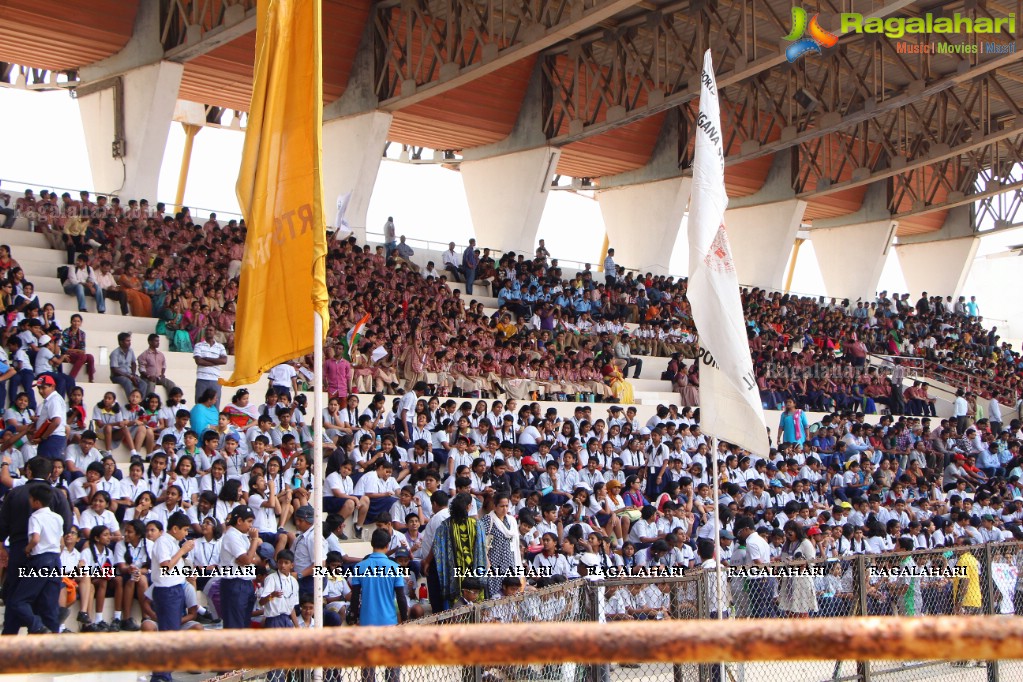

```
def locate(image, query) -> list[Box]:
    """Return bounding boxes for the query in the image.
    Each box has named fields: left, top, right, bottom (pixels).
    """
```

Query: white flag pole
left=312, top=310, right=325, bottom=682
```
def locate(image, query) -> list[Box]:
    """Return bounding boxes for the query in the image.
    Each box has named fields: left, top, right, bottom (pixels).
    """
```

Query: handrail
left=0, top=617, right=1019, bottom=674
left=871, top=352, right=1018, bottom=401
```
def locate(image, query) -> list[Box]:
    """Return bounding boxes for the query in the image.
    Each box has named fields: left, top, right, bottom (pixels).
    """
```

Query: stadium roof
left=3, top=0, right=1023, bottom=236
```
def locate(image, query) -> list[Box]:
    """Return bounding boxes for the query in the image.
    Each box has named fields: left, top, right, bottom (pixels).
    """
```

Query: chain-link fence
left=201, top=541, right=1023, bottom=682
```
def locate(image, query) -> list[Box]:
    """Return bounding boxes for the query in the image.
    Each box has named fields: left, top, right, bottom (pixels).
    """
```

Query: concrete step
left=7, top=243, right=67, bottom=266
left=0, top=226, right=51, bottom=249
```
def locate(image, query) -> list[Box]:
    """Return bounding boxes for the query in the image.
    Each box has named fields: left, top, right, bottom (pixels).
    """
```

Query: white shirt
left=261, top=571, right=300, bottom=618
left=151, top=533, right=186, bottom=587
left=744, top=532, right=772, bottom=564
left=220, top=526, right=253, bottom=574
left=193, top=341, right=227, bottom=381
left=37, top=390, right=67, bottom=437
left=28, top=507, right=63, bottom=555
left=267, top=364, right=297, bottom=389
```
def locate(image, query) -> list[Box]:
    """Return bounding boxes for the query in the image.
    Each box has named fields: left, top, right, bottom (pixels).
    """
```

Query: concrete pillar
left=895, top=206, right=979, bottom=300
left=77, top=61, right=183, bottom=200
left=322, top=111, right=392, bottom=244
left=596, top=177, right=692, bottom=275
left=811, top=219, right=897, bottom=301
left=896, top=236, right=979, bottom=300
left=724, top=198, right=806, bottom=290
left=460, top=146, right=560, bottom=255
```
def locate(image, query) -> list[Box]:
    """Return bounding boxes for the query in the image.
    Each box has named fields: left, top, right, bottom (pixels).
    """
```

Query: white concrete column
left=322, top=111, right=392, bottom=244
left=77, top=61, right=183, bottom=201
left=459, top=147, right=560, bottom=255
left=895, top=236, right=980, bottom=300
left=596, top=177, right=692, bottom=275
left=724, top=198, right=806, bottom=290
left=811, top=219, right=897, bottom=301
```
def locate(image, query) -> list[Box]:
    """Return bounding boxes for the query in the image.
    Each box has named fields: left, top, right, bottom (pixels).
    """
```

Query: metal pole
left=312, top=311, right=325, bottom=682
left=984, top=544, right=999, bottom=682
left=710, top=437, right=726, bottom=682
left=5, top=618, right=1023, bottom=674
left=855, top=555, right=872, bottom=682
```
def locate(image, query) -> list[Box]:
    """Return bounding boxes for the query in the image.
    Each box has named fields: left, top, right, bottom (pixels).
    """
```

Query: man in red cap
left=31, top=375, right=66, bottom=461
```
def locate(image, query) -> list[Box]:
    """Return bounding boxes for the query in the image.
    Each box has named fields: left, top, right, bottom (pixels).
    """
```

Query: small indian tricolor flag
left=340, top=313, right=371, bottom=361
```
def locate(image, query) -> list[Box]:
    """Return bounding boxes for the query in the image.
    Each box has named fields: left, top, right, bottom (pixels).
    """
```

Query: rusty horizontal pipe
left=4, top=618, right=1023, bottom=674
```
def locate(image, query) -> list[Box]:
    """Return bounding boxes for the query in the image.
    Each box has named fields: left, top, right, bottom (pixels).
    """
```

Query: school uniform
left=260, top=571, right=299, bottom=628
left=219, top=526, right=257, bottom=630
left=10, top=506, right=63, bottom=633
left=151, top=531, right=187, bottom=682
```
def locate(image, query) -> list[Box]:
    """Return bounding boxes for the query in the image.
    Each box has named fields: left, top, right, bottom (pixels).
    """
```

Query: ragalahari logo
left=783, top=7, right=839, bottom=62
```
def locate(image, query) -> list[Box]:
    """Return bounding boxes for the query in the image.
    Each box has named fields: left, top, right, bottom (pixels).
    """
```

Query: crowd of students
left=0, top=188, right=1019, bottom=648
left=1, top=375, right=1022, bottom=634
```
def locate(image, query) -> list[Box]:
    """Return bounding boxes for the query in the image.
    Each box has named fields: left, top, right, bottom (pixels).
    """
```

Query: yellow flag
left=224, top=0, right=329, bottom=387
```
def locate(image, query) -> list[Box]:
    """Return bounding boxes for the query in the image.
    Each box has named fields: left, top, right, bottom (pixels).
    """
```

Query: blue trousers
left=219, top=578, right=255, bottom=630
left=38, top=435, right=67, bottom=462
left=63, top=282, right=105, bottom=313
left=152, top=583, right=185, bottom=682
left=9, top=369, right=35, bottom=410
left=6, top=551, right=60, bottom=634
left=264, top=614, right=294, bottom=682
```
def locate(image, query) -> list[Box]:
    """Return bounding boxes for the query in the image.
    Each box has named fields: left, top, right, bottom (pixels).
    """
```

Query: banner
left=224, top=0, right=329, bottom=387
left=687, top=50, right=770, bottom=455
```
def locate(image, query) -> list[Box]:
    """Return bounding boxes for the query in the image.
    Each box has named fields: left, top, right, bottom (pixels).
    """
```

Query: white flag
left=332, top=192, right=353, bottom=241
left=687, top=50, right=770, bottom=455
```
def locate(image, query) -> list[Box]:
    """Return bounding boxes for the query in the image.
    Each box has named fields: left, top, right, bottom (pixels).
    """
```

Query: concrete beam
left=546, top=0, right=923, bottom=147
left=78, top=1, right=163, bottom=84
left=163, top=8, right=257, bottom=63
left=379, top=0, right=648, bottom=112
left=798, top=119, right=1023, bottom=202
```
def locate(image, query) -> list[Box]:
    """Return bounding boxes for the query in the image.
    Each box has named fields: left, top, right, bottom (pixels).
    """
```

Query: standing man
left=603, top=248, right=617, bottom=288
left=193, top=327, right=228, bottom=408
left=138, top=334, right=177, bottom=398
left=109, top=332, right=149, bottom=400
left=348, top=529, right=409, bottom=682
left=150, top=512, right=194, bottom=682
left=953, top=389, right=970, bottom=436
left=734, top=517, right=774, bottom=619
left=987, top=391, right=1003, bottom=435
left=461, top=238, right=479, bottom=295
left=383, top=217, right=396, bottom=259
left=0, top=457, right=73, bottom=635
left=33, top=375, right=67, bottom=461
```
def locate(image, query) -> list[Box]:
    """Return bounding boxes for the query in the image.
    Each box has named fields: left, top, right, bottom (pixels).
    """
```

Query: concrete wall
left=322, top=111, right=393, bottom=244
left=460, top=146, right=561, bottom=255
left=725, top=198, right=805, bottom=290
left=811, top=219, right=897, bottom=301
left=895, top=235, right=980, bottom=300
left=77, top=61, right=183, bottom=201
left=597, top=177, right=692, bottom=275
